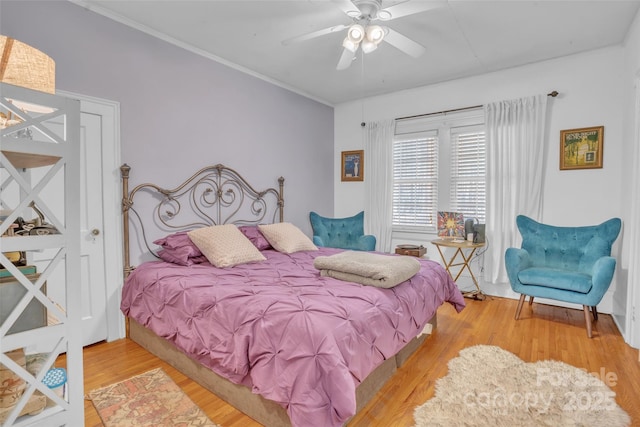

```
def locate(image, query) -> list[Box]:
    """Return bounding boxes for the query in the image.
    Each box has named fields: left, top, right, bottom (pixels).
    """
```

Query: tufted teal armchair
left=505, top=215, right=621, bottom=338
left=309, top=211, right=376, bottom=251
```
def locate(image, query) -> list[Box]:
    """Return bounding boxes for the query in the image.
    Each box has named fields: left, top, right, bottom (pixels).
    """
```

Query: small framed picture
left=437, top=211, right=464, bottom=239
left=341, top=150, right=364, bottom=182
left=560, top=126, right=604, bottom=170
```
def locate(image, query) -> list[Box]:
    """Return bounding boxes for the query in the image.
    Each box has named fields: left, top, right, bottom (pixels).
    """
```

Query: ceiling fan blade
left=282, top=24, right=349, bottom=46
left=382, top=27, right=426, bottom=58
left=379, top=0, right=448, bottom=21
left=336, top=48, right=356, bottom=70
left=331, top=0, right=360, bottom=18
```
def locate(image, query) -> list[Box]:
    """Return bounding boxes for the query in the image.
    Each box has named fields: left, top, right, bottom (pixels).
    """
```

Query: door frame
left=58, top=90, right=125, bottom=342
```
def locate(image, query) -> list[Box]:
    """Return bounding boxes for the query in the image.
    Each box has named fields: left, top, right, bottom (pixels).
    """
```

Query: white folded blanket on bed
left=313, top=251, right=421, bottom=288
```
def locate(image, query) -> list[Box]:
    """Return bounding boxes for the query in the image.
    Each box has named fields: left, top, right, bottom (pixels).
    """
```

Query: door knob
left=91, top=228, right=100, bottom=236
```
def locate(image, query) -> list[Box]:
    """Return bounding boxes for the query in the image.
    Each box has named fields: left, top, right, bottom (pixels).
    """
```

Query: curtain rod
left=391, top=90, right=559, bottom=123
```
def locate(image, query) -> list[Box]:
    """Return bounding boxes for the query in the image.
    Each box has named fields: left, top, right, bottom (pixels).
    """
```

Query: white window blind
left=450, top=125, right=486, bottom=223
left=392, top=108, right=485, bottom=234
left=392, top=131, right=438, bottom=229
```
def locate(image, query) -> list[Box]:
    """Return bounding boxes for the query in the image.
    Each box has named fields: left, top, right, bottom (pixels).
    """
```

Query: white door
left=78, top=111, right=108, bottom=345
left=33, top=95, right=122, bottom=347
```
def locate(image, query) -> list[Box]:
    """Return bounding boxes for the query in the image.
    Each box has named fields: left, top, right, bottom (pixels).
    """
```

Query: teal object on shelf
left=0, top=265, right=36, bottom=278
left=43, top=367, right=67, bottom=397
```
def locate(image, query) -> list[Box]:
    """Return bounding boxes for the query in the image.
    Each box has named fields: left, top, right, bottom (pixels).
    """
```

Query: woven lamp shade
left=0, top=35, right=55, bottom=94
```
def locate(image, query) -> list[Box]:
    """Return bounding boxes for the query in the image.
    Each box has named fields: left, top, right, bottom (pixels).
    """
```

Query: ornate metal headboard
left=120, top=163, right=284, bottom=277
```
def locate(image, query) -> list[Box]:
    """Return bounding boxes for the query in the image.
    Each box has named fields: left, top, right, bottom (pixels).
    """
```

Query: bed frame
left=120, top=163, right=436, bottom=426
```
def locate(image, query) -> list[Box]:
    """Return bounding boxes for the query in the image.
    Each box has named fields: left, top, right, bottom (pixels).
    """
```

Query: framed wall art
left=437, top=211, right=464, bottom=239
left=341, top=150, right=364, bottom=182
left=560, top=126, right=604, bottom=170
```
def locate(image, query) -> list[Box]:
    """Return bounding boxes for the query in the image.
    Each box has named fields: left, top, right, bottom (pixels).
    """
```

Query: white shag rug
left=414, top=345, right=631, bottom=427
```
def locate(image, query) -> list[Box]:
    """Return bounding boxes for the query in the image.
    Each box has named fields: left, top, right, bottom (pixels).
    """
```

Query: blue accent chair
left=309, top=211, right=376, bottom=251
left=505, top=215, right=621, bottom=338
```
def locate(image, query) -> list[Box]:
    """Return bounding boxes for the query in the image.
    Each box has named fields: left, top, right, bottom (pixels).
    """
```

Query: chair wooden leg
left=528, top=296, right=534, bottom=305
left=591, top=306, right=598, bottom=321
left=583, top=305, right=593, bottom=338
left=515, top=294, right=526, bottom=320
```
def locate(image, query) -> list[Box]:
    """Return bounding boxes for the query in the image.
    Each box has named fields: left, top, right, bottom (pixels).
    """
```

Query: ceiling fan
left=282, top=0, right=447, bottom=70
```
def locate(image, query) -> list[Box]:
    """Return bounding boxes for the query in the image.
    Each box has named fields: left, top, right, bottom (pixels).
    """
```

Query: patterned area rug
left=414, top=345, right=631, bottom=427
left=88, top=368, right=219, bottom=427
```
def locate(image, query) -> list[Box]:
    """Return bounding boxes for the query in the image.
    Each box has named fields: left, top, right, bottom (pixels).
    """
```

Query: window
left=392, top=131, right=438, bottom=229
left=392, top=109, right=485, bottom=232
left=450, top=125, right=486, bottom=223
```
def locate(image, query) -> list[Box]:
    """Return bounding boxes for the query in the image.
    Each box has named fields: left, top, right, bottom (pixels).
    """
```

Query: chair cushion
left=517, top=216, right=621, bottom=273
left=518, top=267, right=592, bottom=294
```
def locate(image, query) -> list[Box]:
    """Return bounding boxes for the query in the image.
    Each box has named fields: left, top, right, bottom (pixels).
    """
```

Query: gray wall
left=0, top=0, right=334, bottom=262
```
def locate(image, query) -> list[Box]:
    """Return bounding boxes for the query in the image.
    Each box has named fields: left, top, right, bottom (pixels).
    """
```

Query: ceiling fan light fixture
left=361, top=39, right=377, bottom=54
left=342, top=37, right=359, bottom=53
left=347, top=24, right=365, bottom=43
left=376, top=9, right=392, bottom=20
left=366, top=25, right=385, bottom=44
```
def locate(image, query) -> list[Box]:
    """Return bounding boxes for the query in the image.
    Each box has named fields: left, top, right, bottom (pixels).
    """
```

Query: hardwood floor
left=81, top=296, right=640, bottom=426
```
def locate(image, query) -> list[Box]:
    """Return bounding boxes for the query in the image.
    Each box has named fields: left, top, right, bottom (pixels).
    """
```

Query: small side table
left=431, top=239, right=486, bottom=300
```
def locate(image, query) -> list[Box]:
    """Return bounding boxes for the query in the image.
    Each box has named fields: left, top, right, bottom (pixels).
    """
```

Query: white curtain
left=625, top=73, right=640, bottom=346
left=364, top=119, right=395, bottom=252
left=484, top=94, right=548, bottom=284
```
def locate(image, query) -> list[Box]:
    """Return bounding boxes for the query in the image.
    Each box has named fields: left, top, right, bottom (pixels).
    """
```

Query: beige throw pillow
left=187, top=224, right=266, bottom=268
left=258, top=223, right=318, bottom=254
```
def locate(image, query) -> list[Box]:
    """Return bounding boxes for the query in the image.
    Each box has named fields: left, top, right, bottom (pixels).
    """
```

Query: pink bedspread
left=121, top=247, right=465, bottom=427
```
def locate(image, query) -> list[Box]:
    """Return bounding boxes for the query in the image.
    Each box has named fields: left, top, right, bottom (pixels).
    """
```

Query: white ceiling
left=73, top=0, right=640, bottom=106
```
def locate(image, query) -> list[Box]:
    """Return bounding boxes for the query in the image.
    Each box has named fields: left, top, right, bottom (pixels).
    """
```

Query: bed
left=119, top=163, right=465, bottom=427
